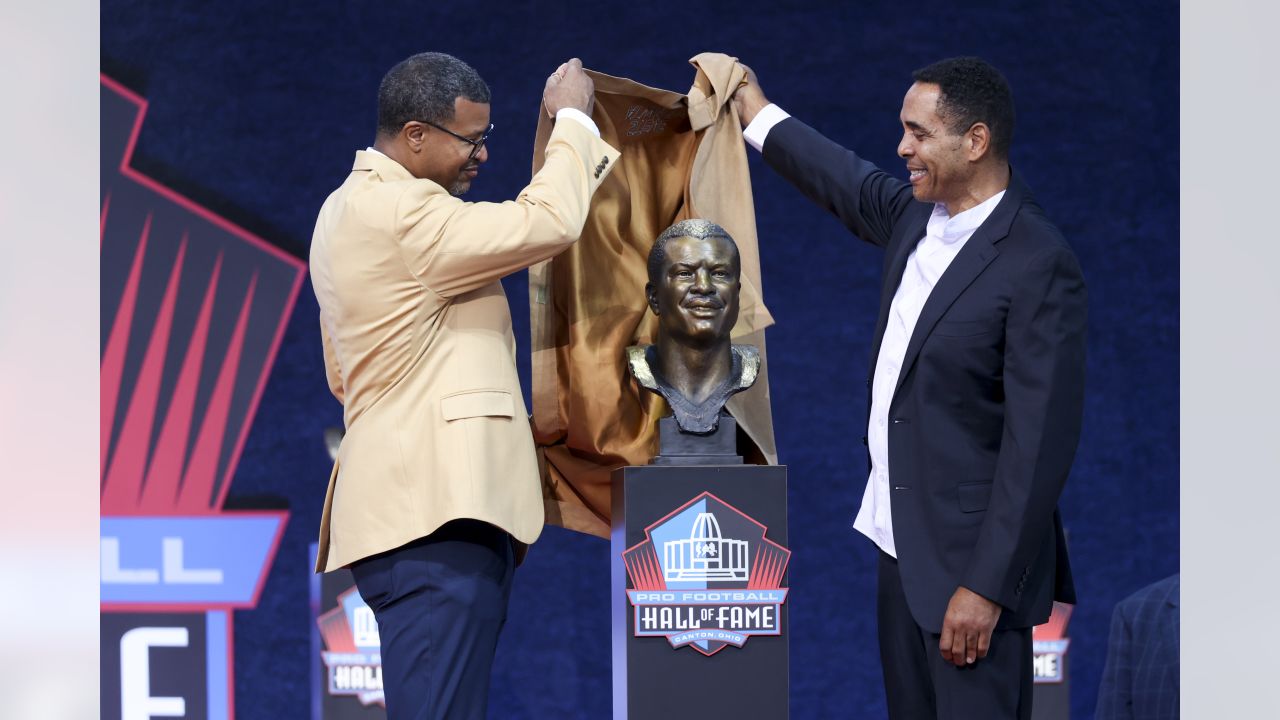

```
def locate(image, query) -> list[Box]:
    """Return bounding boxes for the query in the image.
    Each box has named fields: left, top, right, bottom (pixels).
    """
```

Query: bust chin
left=627, top=344, right=759, bottom=434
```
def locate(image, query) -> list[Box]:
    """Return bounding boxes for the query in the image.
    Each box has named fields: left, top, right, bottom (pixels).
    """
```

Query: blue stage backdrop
left=102, top=1, right=1177, bottom=717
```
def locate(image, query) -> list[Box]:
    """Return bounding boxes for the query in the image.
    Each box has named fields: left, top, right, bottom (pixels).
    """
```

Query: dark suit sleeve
left=761, top=117, right=914, bottom=248
left=961, top=245, right=1087, bottom=609
left=1095, top=599, right=1136, bottom=719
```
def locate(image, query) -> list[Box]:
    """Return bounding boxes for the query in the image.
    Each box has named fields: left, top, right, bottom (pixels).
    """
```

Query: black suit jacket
left=764, top=117, right=1085, bottom=632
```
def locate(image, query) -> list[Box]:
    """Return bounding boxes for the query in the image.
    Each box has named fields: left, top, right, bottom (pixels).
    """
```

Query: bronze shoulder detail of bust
left=627, top=343, right=759, bottom=433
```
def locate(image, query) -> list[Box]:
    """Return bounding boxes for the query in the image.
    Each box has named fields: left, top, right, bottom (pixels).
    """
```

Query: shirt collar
left=926, top=190, right=1007, bottom=243
left=352, top=148, right=415, bottom=182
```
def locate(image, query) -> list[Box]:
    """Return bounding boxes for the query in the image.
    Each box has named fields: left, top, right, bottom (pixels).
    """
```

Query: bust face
left=646, top=234, right=741, bottom=347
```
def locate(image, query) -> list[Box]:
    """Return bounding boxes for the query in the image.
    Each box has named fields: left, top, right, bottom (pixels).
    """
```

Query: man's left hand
left=544, top=58, right=594, bottom=118
left=730, top=62, right=769, bottom=128
left=939, top=586, right=1002, bottom=667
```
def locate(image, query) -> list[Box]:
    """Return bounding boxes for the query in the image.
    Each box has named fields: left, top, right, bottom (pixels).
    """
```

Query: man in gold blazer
left=309, top=53, right=618, bottom=719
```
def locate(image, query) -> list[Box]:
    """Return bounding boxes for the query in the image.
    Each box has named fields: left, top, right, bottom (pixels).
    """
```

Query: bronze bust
left=628, top=219, right=759, bottom=434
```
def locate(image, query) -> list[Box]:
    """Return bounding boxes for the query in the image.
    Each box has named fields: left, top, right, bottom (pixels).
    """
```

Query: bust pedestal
left=609, top=426, right=790, bottom=718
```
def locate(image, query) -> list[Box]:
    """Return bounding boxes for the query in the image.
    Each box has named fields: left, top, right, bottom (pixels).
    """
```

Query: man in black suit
left=733, top=57, right=1086, bottom=719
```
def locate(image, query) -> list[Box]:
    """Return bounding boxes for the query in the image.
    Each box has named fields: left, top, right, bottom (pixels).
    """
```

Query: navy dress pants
left=351, top=519, right=515, bottom=720
left=878, top=551, right=1033, bottom=720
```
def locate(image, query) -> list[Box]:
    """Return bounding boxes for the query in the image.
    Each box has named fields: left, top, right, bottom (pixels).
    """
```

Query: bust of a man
left=628, top=219, right=759, bottom=434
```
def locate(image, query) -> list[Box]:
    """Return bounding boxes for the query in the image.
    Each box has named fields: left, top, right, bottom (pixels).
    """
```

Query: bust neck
left=652, top=335, right=732, bottom=405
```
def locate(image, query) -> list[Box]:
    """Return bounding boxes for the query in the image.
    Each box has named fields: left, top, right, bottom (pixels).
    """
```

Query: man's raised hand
left=731, top=62, right=770, bottom=128
left=544, top=58, right=594, bottom=118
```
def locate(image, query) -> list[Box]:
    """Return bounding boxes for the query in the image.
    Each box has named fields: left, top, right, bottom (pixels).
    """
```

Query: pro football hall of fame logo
left=622, top=491, right=790, bottom=656
left=311, top=552, right=388, bottom=717
left=100, top=74, right=304, bottom=719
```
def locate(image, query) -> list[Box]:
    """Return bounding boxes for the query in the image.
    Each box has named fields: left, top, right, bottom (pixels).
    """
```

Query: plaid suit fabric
left=1096, top=574, right=1180, bottom=719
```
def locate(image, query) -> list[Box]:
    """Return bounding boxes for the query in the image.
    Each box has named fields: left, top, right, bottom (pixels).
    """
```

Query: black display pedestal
left=1032, top=655, right=1070, bottom=720
left=610, top=441, right=790, bottom=719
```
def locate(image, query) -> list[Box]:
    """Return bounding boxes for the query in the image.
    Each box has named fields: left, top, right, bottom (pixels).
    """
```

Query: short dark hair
left=912, top=57, right=1015, bottom=159
left=376, top=52, right=490, bottom=137
left=647, top=219, right=739, bottom=285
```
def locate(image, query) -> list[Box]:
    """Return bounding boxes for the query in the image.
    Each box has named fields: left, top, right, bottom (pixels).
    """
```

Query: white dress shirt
left=743, top=104, right=1005, bottom=557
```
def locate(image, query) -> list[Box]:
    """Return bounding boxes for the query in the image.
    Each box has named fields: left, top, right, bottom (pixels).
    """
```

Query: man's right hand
left=731, top=62, right=770, bottom=128
left=544, top=58, right=594, bottom=118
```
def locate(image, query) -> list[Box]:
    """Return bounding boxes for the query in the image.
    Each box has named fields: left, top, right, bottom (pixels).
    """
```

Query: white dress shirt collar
left=926, top=191, right=1005, bottom=244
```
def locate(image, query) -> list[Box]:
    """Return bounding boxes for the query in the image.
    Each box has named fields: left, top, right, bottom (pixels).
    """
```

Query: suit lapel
left=891, top=173, right=1027, bottom=398
left=892, top=237, right=999, bottom=396
left=867, top=212, right=929, bottom=382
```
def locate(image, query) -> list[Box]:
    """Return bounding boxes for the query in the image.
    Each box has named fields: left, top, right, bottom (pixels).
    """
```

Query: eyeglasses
left=420, top=120, right=494, bottom=160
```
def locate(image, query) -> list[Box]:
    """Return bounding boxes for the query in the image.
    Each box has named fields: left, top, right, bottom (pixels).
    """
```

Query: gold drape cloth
left=529, top=53, right=776, bottom=538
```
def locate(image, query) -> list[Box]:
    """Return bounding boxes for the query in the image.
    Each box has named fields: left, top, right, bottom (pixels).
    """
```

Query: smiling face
left=403, top=97, right=490, bottom=196
left=897, top=82, right=974, bottom=211
left=646, top=234, right=741, bottom=347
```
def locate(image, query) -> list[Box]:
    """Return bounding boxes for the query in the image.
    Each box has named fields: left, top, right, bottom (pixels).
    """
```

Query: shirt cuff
left=556, top=107, right=601, bottom=137
left=743, top=104, right=791, bottom=153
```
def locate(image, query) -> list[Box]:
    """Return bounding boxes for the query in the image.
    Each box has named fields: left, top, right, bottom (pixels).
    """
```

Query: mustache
left=681, top=297, right=725, bottom=309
